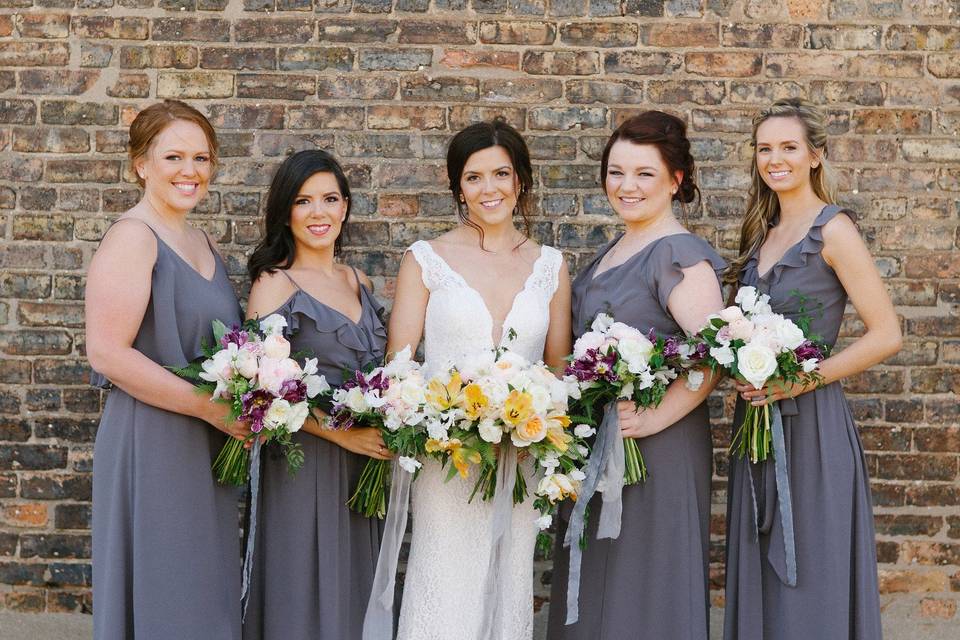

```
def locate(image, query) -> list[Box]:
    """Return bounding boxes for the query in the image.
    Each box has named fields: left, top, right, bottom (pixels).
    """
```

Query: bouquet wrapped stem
left=213, top=437, right=252, bottom=486
left=731, top=403, right=773, bottom=464
left=348, top=458, right=390, bottom=519
left=622, top=438, right=647, bottom=485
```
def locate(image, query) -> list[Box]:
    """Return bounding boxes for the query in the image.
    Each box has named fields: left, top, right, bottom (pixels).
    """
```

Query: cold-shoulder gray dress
left=724, top=205, right=882, bottom=640
left=548, top=233, right=725, bottom=640
left=242, top=268, right=387, bottom=640
left=92, top=220, right=243, bottom=639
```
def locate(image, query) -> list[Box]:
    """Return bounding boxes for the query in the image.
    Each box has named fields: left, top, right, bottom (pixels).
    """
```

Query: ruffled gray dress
left=548, top=233, right=725, bottom=640
left=92, top=221, right=243, bottom=639
left=242, top=268, right=387, bottom=640
left=724, top=205, right=883, bottom=640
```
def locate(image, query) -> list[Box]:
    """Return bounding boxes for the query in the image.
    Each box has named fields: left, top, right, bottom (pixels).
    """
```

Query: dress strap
left=107, top=216, right=160, bottom=240
left=406, top=240, right=460, bottom=292
left=277, top=269, right=303, bottom=291
left=348, top=264, right=362, bottom=288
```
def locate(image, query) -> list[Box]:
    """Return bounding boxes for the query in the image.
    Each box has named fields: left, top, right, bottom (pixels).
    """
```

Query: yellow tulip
left=425, top=371, right=463, bottom=412
left=449, top=441, right=481, bottom=478
left=461, top=383, right=489, bottom=420
left=502, top=389, right=534, bottom=427
left=545, top=425, right=572, bottom=453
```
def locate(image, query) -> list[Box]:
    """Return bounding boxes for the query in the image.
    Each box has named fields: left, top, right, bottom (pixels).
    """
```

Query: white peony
left=286, top=401, right=310, bottom=433
left=728, top=318, right=755, bottom=342
left=737, top=342, right=778, bottom=390
left=397, top=456, right=422, bottom=474
left=383, top=345, right=416, bottom=378
left=263, top=398, right=292, bottom=430
left=234, top=349, right=259, bottom=380
left=477, top=419, right=503, bottom=444
left=774, top=320, right=806, bottom=351
left=259, top=313, right=287, bottom=336
left=262, top=334, right=291, bottom=360
left=608, top=321, right=644, bottom=343
left=343, top=386, right=369, bottom=413
left=255, top=357, right=299, bottom=394
left=710, top=344, right=736, bottom=367
left=685, top=369, right=705, bottom=391
left=574, top=423, right=596, bottom=438
left=618, top=336, right=655, bottom=373
left=718, top=305, right=745, bottom=323
left=573, top=331, right=607, bottom=359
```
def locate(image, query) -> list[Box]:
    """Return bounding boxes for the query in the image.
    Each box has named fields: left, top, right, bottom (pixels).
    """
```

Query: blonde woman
left=723, top=98, right=901, bottom=640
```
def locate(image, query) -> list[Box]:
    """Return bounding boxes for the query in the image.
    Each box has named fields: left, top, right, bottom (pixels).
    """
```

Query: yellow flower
left=449, top=440, right=481, bottom=478
left=461, top=383, right=489, bottom=420
left=513, top=414, right=547, bottom=444
left=502, top=389, right=534, bottom=427
left=425, top=371, right=463, bottom=412
left=545, top=424, right=572, bottom=453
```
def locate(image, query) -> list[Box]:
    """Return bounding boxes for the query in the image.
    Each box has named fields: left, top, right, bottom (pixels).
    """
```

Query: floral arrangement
left=691, top=286, right=828, bottom=462
left=565, top=313, right=707, bottom=484
left=328, top=346, right=430, bottom=518
left=175, top=314, right=330, bottom=485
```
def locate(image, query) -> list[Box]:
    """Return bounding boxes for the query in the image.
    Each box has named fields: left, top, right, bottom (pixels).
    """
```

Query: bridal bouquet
left=565, top=313, right=706, bottom=485
left=421, top=348, right=589, bottom=530
left=328, top=346, right=429, bottom=518
left=691, top=286, right=828, bottom=462
left=175, top=315, right=330, bottom=485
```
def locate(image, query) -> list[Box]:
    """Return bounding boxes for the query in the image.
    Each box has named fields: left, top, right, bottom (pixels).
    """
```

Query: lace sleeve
left=406, top=240, right=460, bottom=293
left=529, top=246, right=564, bottom=298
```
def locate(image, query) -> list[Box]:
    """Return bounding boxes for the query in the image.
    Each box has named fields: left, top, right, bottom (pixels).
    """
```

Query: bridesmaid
left=547, top=111, right=725, bottom=640
left=86, top=100, right=245, bottom=639
left=723, top=99, right=900, bottom=639
left=242, top=150, right=390, bottom=640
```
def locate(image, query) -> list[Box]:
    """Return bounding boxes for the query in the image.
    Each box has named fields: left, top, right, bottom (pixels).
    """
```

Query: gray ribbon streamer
left=745, top=403, right=797, bottom=587
left=596, top=418, right=625, bottom=540
left=240, top=437, right=262, bottom=621
left=563, top=400, right=623, bottom=625
left=363, top=461, right=413, bottom=640
left=477, top=445, right=518, bottom=640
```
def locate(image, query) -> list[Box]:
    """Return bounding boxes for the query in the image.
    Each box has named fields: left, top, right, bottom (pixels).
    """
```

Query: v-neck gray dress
left=91, top=220, right=243, bottom=640
left=723, top=205, right=883, bottom=640
left=548, top=233, right=725, bottom=640
left=242, top=269, right=388, bottom=640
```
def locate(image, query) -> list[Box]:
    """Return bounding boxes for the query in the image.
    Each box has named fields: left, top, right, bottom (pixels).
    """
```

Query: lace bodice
left=396, top=239, right=564, bottom=640
left=407, top=240, right=563, bottom=370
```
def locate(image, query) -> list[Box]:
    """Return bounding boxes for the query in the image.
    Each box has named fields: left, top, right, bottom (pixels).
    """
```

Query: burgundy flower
left=240, top=389, right=274, bottom=433
left=279, top=379, right=307, bottom=404
left=220, top=325, right=249, bottom=349
left=794, top=340, right=823, bottom=362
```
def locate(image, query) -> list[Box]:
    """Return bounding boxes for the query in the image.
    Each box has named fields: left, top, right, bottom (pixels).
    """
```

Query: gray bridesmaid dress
left=548, top=233, right=725, bottom=640
left=92, top=220, right=243, bottom=640
left=242, top=268, right=387, bottom=640
left=723, top=205, right=883, bottom=640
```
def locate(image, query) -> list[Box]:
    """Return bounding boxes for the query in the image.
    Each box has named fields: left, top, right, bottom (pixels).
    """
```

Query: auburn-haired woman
left=723, top=98, right=900, bottom=640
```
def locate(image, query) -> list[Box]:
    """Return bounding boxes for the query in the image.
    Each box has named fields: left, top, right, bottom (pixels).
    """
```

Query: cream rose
left=511, top=415, right=547, bottom=446
left=737, top=342, right=778, bottom=390
left=262, top=334, right=291, bottom=360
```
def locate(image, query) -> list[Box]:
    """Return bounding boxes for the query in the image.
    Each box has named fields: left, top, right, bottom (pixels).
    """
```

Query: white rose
left=727, top=318, right=755, bottom=342
left=618, top=336, right=655, bottom=373
left=263, top=398, right=292, bottom=430
left=397, top=456, right=422, bottom=474
left=534, top=514, right=553, bottom=530
left=737, top=342, right=778, bottom=390
left=574, top=424, right=596, bottom=438
left=774, top=320, right=806, bottom=351
left=735, top=286, right=759, bottom=313
left=710, top=344, right=735, bottom=367
left=802, top=358, right=819, bottom=373
left=259, top=313, right=288, bottom=336
left=343, top=386, right=369, bottom=413
left=718, top=305, right=745, bottom=323
left=286, top=401, right=310, bottom=433
left=685, top=369, right=705, bottom=391
left=572, top=331, right=607, bottom=359
left=263, top=334, right=291, bottom=360
left=477, top=419, right=503, bottom=444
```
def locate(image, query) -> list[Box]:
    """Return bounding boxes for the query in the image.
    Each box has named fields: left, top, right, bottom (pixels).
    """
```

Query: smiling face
left=136, top=119, right=213, bottom=214
left=603, top=140, right=681, bottom=225
left=754, top=116, right=821, bottom=197
left=459, top=145, right=520, bottom=228
left=288, top=171, right=348, bottom=256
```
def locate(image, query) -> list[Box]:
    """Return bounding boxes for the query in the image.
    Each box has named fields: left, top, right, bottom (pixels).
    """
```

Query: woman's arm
left=85, top=220, right=246, bottom=439
left=618, top=260, right=725, bottom=438
left=739, top=213, right=902, bottom=406
left=386, top=251, right=429, bottom=360
left=543, top=256, right=573, bottom=371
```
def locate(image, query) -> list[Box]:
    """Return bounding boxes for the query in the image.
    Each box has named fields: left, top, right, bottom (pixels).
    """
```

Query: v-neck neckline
left=425, top=241, right=546, bottom=347
left=284, top=279, right=369, bottom=327
left=156, top=235, right=219, bottom=283
left=755, top=205, right=828, bottom=281
left=590, top=232, right=690, bottom=280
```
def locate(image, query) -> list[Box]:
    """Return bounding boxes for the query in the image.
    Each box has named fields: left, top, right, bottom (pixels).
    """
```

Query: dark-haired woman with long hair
left=387, top=119, right=571, bottom=640
left=242, top=150, right=390, bottom=640
left=547, top=111, right=724, bottom=640
left=723, top=100, right=898, bottom=640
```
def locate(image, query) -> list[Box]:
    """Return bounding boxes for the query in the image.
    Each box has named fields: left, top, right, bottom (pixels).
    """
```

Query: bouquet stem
left=731, top=404, right=772, bottom=463
left=623, top=437, right=648, bottom=485
left=347, top=458, right=389, bottom=518
left=212, top=437, right=250, bottom=486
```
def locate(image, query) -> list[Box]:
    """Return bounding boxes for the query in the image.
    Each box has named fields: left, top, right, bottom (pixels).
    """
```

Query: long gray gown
left=92, top=221, right=243, bottom=640
left=548, top=233, right=725, bottom=640
left=724, top=205, right=883, bottom=640
left=242, top=268, right=387, bottom=640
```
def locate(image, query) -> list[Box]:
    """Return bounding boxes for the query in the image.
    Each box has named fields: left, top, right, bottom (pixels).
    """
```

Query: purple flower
left=689, top=342, right=709, bottom=361
left=794, top=340, right=823, bottom=362
left=662, top=336, right=682, bottom=359
left=279, top=379, right=307, bottom=404
left=220, top=325, right=249, bottom=349
left=564, top=348, right=619, bottom=383
left=240, top=389, right=274, bottom=433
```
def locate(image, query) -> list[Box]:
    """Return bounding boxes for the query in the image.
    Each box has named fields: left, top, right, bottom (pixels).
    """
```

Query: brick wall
left=0, top=0, right=957, bottom=622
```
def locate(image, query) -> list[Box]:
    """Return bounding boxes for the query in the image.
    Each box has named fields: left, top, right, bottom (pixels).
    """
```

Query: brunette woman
left=723, top=98, right=900, bottom=640
left=87, top=100, right=245, bottom=639
left=547, top=111, right=724, bottom=640
left=242, top=150, right=389, bottom=640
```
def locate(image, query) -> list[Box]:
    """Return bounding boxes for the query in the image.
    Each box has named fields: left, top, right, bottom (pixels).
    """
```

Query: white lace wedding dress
left=395, top=240, right=564, bottom=640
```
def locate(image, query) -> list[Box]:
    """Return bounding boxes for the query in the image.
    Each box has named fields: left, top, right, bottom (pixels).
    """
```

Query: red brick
left=686, top=52, right=762, bottom=77
left=398, top=20, right=476, bottom=44
left=440, top=49, right=519, bottom=70
left=479, top=20, right=555, bottom=45
left=560, top=22, right=638, bottom=47
left=16, top=14, right=70, bottom=38
left=640, top=23, right=718, bottom=48
left=919, top=598, right=957, bottom=619
left=72, top=16, right=148, bottom=40
left=367, top=105, right=446, bottom=130
left=0, top=42, right=70, bottom=67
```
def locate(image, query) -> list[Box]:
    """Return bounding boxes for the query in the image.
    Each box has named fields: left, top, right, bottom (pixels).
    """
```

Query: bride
left=386, top=119, right=572, bottom=640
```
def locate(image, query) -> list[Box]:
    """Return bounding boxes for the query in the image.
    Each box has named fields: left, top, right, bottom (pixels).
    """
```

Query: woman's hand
left=734, top=378, right=816, bottom=406
left=331, top=427, right=393, bottom=461
left=202, top=402, right=250, bottom=441
left=616, top=400, right=662, bottom=439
